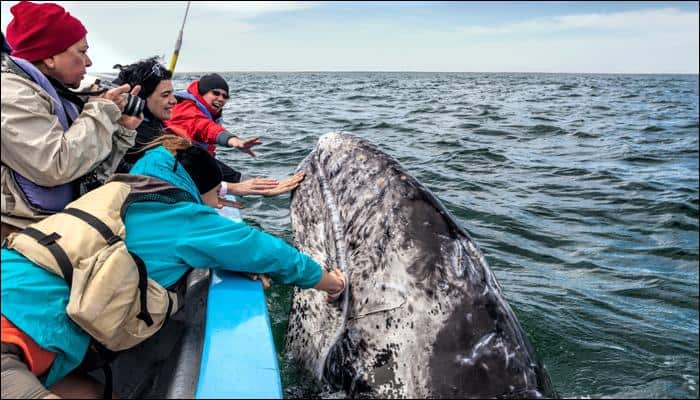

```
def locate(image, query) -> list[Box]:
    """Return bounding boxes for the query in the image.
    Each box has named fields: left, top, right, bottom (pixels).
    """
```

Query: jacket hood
left=129, top=145, right=204, bottom=204
left=186, top=80, right=221, bottom=118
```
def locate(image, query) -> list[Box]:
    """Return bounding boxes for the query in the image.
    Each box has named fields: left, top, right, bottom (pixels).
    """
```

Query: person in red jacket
left=166, top=73, right=303, bottom=197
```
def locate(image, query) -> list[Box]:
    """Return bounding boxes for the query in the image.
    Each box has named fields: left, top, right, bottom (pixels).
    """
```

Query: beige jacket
left=1, top=56, right=136, bottom=229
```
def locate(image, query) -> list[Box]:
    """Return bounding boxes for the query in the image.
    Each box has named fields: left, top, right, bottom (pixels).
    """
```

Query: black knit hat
left=174, top=146, right=223, bottom=194
left=197, top=73, right=229, bottom=97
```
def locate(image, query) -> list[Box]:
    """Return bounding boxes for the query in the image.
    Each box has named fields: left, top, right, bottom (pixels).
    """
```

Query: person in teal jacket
left=0, top=134, right=345, bottom=398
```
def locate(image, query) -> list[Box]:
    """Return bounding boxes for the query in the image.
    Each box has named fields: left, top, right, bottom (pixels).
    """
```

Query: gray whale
left=285, top=132, right=556, bottom=398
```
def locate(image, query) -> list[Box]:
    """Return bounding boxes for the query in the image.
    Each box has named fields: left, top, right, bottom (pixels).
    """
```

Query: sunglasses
left=144, top=63, right=164, bottom=81
left=210, top=89, right=229, bottom=100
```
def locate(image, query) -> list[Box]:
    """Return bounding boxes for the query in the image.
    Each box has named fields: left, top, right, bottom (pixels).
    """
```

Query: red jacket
left=165, top=80, right=225, bottom=156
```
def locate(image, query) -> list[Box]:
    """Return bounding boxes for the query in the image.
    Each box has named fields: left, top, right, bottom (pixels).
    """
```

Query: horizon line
left=95, top=70, right=700, bottom=75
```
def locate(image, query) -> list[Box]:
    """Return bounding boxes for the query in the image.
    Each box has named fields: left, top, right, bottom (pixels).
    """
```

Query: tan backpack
left=4, top=174, right=197, bottom=351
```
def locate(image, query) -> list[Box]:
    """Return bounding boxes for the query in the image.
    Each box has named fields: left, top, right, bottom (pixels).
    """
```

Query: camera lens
left=123, top=94, right=145, bottom=117
left=91, top=79, right=145, bottom=117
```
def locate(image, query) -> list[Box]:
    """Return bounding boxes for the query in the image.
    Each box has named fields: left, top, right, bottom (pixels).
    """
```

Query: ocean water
left=173, top=72, right=699, bottom=398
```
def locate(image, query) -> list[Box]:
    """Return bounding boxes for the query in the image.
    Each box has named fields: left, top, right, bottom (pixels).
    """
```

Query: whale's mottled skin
left=285, top=132, right=556, bottom=398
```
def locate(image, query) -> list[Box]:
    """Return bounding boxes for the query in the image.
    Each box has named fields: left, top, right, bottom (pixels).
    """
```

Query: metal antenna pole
left=168, top=1, right=191, bottom=73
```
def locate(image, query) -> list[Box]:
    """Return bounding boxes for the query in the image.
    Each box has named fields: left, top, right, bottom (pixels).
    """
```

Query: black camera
left=93, top=78, right=145, bottom=117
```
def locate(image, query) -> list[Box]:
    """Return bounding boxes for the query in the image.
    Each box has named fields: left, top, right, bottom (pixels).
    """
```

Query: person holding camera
left=114, top=58, right=304, bottom=198
left=0, top=1, right=143, bottom=242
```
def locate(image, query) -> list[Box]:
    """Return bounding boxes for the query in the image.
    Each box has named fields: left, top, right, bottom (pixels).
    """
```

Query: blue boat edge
left=195, top=196, right=283, bottom=398
left=195, top=270, right=283, bottom=399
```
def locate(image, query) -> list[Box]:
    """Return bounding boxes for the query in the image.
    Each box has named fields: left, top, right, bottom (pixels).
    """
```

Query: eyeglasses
left=210, top=89, right=229, bottom=100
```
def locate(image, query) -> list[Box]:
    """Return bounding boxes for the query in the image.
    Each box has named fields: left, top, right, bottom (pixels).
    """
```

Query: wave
left=621, top=155, right=668, bottom=164
left=264, top=97, right=294, bottom=106
left=407, top=106, right=437, bottom=115
left=472, top=128, right=513, bottom=136
left=370, top=122, right=421, bottom=133
left=532, top=116, right=558, bottom=122
left=455, top=122, right=481, bottom=129
left=452, top=147, right=508, bottom=163
left=343, top=94, right=391, bottom=101
left=572, top=131, right=600, bottom=139
left=528, top=124, right=567, bottom=135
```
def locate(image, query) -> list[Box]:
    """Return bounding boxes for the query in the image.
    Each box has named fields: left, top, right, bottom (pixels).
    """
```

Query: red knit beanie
left=6, top=1, right=87, bottom=62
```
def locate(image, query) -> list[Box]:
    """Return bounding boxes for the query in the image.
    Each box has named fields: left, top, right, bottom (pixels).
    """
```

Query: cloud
left=2, top=1, right=317, bottom=30
left=191, top=1, right=317, bottom=18
left=55, top=1, right=316, bottom=20
left=1, top=1, right=317, bottom=72
left=452, top=7, right=698, bottom=73
left=1, top=2, right=696, bottom=73
left=461, top=8, right=699, bottom=36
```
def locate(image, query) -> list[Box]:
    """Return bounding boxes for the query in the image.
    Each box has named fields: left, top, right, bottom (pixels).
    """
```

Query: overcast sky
left=1, top=1, right=698, bottom=73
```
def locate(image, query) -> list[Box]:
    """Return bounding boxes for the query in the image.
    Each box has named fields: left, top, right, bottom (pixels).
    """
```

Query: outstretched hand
left=314, top=268, right=346, bottom=302
left=225, top=172, right=305, bottom=197
left=227, top=136, right=263, bottom=157
left=259, top=172, right=305, bottom=197
left=227, top=178, right=279, bottom=196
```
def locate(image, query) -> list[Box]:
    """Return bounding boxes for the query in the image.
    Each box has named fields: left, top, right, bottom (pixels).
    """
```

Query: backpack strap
left=76, top=339, right=117, bottom=399
left=62, top=208, right=121, bottom=245
left=62, top=207, right=156, bottom=327
left=102, top=364, right=113, bottom=400
left=18, top=227, right=73, bottom=288
left=128, top=251, right=154, bottom=327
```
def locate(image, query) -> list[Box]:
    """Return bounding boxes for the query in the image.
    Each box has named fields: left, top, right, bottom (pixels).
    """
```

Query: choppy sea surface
left=173, top=72, right=699, bottom=398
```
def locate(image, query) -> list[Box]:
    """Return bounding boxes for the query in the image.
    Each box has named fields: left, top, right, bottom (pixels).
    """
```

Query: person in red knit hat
left=6, top=1, right=87, bottom=84
left=1, top=1, right=142, bottom=398
left=1, top=0, right=142, bottom=237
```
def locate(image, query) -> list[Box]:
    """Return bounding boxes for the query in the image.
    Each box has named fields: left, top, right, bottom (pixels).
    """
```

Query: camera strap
left=76, top=88, right=110, bottom=97
left=47, top=75, right=86, bottom=115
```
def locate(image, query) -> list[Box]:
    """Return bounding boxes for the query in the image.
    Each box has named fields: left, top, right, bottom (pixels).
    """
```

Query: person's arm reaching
left=225, top=136, right=262, bottom=157
left=165, top=101, right=226, bottom=145
left=174, top=206, right=345, bottom=299
left=176, top=206, right=322, bottom=288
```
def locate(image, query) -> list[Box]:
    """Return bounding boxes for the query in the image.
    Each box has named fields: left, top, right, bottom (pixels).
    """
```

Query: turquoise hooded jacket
left=1, top=145, right=322, bottom=387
